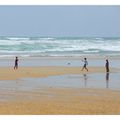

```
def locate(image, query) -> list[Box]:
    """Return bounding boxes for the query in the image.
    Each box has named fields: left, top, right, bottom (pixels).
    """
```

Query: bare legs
left=81, top=65, right=88, bottom=71
left=14, top=65, right=18, bottom=70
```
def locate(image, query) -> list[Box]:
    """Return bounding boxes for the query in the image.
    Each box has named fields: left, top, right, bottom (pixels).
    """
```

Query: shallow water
left=0, top=72, right=120, bottom=101
left=19, top=73, right=120, bottom=90
left=0, top=72, right=120, bottom=92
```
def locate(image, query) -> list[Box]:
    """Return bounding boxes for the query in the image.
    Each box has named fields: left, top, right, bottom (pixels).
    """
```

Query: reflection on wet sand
left=83, top=74, right=88, bottom=87
left=82, top=73, right=110, bottom=89
left=106, top=72, right=110, bottom=89
left=0, top=72, right=119, bottom=102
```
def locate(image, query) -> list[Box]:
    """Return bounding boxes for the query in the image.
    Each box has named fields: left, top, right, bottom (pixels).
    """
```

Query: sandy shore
left=0, top=59, right=119, bottom=114
left=0, top=88, right=120, bottom=114
left=0, top=66, right=118, bottom=80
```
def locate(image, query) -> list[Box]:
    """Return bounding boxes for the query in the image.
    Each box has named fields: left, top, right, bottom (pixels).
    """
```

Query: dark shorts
left=83, top=64, right=87, bottom=68
left=15, top=63, right=18, bottom=66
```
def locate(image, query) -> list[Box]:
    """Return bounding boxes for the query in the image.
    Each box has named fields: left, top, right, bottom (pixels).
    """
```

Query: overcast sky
left=0, top=6, right=120, bottom=37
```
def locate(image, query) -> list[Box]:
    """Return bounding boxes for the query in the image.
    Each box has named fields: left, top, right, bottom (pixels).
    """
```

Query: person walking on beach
left=105, top=59, right=109, bottom=72
left=81, top=58, right=88, bottom=71
left=14, top=57, right=19, bottom=70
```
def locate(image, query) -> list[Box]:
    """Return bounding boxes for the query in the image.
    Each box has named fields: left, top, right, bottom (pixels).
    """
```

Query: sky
left=0, top=6, right=120, bottom=37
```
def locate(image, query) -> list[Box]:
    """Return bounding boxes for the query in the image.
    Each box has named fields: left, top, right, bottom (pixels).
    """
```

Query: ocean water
left=0, top=36, right=120, bottom=57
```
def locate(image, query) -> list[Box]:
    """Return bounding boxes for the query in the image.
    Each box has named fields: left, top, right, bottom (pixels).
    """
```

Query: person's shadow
left=83, top=74, right=88, bottom=87
left=106, top=72, right=110, bottom=88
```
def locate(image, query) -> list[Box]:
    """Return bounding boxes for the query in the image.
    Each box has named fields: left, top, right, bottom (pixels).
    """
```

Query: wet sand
left=0, top=88, right=120, bottom=114
left=0, top=57, right=119, bottom=114
left=0, top=56, right=120, bottom=68
left=0, top=66, right=118, bottom=80
left=0, top=66, right=119, bottom=114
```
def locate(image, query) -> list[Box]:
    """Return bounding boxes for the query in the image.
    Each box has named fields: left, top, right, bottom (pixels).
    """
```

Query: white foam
left=83, top=50, right=99, bottom=53
left=7, top=37, right=30, bottom=40
left=0, top=37, right=120, bottom=56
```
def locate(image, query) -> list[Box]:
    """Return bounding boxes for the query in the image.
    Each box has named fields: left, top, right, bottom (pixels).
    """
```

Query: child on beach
left=105, top=59, right=109, bottom=72
left=14, top=57, right=19, bottom=70
left=81, top=58, right=88, bottom=71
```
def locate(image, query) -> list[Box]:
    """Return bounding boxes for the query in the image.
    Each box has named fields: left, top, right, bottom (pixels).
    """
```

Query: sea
left=0, top=36, right=120, bottom=57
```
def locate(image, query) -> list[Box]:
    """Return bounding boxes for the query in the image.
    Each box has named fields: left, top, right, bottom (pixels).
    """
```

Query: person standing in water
left=14, top=57, right=19, bottom=70
left=81, top=58, right=88, bottom=71
left=105, top=59, right=109, bottom=72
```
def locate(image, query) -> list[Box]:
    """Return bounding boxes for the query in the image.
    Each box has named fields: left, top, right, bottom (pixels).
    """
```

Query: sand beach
left=0, top=57, right=119, bottom=114
left=0, top=6, right=120, bottom=116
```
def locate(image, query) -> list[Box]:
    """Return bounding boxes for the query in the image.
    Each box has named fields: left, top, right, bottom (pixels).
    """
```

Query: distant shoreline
left=0, top=55, right=120, bottom=60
